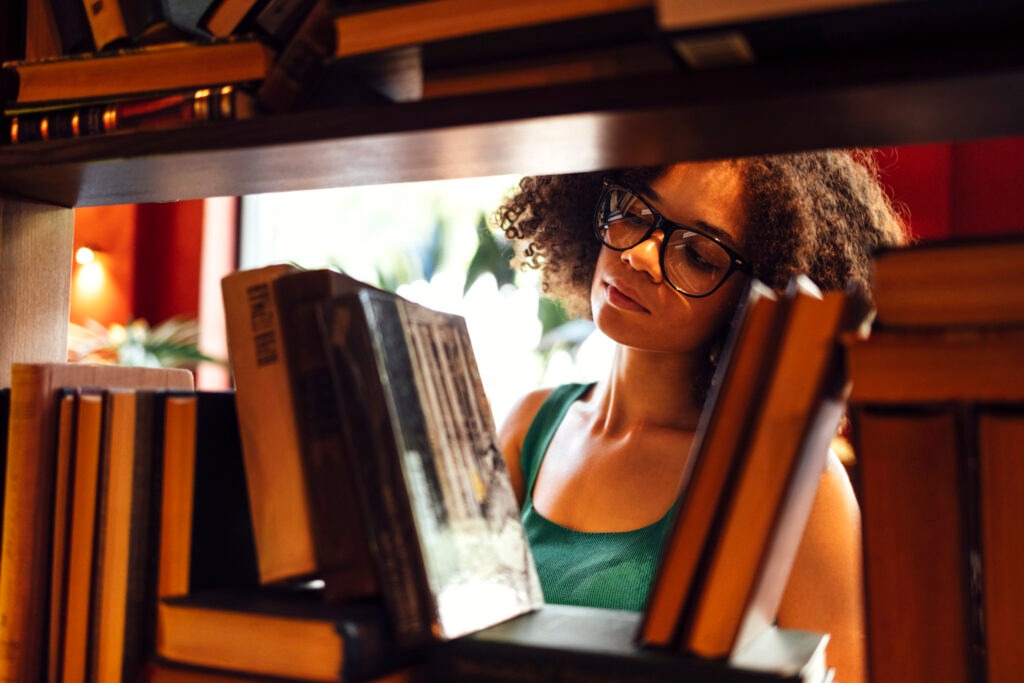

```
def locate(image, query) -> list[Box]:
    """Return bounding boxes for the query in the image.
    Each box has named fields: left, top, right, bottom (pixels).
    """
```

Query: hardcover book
left=316, top=288, right=544, bottom=644
left=156, top=586, right=405, bottom=682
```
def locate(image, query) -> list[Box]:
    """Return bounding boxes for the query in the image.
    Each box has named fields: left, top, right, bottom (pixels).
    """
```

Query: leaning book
left=315, top=288, right=544, bottom=645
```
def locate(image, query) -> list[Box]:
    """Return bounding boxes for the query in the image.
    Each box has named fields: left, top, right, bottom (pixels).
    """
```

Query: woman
left=494, top=153, right=908, bottom=683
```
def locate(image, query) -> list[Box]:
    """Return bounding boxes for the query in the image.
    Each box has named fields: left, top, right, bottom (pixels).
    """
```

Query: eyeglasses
left=593, top=182, right=751, bottom=298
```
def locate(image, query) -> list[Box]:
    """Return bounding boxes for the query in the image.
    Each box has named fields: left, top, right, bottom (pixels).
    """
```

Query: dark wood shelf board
left=3, top=37, right=1024, bottom=207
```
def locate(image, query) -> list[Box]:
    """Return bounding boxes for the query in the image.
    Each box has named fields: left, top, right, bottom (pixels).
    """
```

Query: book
left=256, top=0, right=659, bottom=111
left=270, top=268, right=380, bottom=596
left=852, top=405, right=973, bottom=683
left=146, top=659, right=425, bottom=683
left=81, top=0, right=131, bottom=50
left=328, top=0, right=653, bottom=60
left=7, top=84, right=256, bottom=143
left=681, top=277, right=864, bottom=658
left=201, top=0, right=266, bottom=38
left=316, top=287, right=544, bottom=644
left=90, top=389, right=167, bottom=683
left=222, top=264, right=373, bottom=588
left=870, top=234, right=1024, bottom=329
left=44, top=390, right=75, bottom=683
left=1, top=36, right=274, bottom=106
left=433, top=604, right=830, bottom=683
left=977, top=406, right=1024, bottom=682
left=57, top=389, right=106, bottom=683
left=155, top=587, right=404, bottom=682
left=845, top=327, right=1024, bottom=403
left=165, top=391, right=261, bottom=595
left=0, top=362, right=193, bottom=683
left=24, top=0, right=64, bottom=61
left=639, top=280, right=786, bottom=648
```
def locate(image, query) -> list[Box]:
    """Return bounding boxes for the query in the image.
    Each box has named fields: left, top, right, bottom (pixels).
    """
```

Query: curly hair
left=495, top=150, right=910, bottom=319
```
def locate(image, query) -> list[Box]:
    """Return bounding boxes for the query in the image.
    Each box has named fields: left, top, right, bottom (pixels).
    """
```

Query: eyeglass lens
left=596, top=186, right=735, bottom=296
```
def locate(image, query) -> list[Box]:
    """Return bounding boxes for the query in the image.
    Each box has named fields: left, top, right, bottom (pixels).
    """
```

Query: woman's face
left=590, top=161, right=750, bottom=354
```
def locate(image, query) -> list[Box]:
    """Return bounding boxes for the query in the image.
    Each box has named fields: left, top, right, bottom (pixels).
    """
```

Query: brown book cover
left=81, top=0, right=130, bottom=50
left=222, top=263, right=315, bottom=584
left=977, top=406, right=1024, bottom=682
left=0, top=362, right=192, bottom=683
left=57, top=389, right=106, bottom=683
left=2, top=36, right=274, bottom=106
left=845, top=327, right=1024, bottom=403
left=870, top=234, right=1024, bottom=329
left=45, top=390, right=76, bottom=683
left=852, top=404, right=973, bottom=683
left=682, top=276, right=862, bottom=658
left=155, top=587, right=403, bottom=682
left=316, top=288, right=543, bottom=645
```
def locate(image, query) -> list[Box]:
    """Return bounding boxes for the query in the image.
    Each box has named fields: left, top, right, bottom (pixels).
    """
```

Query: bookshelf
left=2, top=1, right=1024, bottom=677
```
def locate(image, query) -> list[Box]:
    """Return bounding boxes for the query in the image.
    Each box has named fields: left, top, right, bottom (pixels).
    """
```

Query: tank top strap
left=520, top=382, right=594, bottom=501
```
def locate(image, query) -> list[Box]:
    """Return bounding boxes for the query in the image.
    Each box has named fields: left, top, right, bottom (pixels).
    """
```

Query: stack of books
left=845, top=234, right=1024, bottom=683
left=1, top=0, right=680, bottom=142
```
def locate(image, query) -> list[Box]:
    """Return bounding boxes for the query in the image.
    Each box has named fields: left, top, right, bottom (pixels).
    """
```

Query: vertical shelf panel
left=0, top=197, right=74, bottom=385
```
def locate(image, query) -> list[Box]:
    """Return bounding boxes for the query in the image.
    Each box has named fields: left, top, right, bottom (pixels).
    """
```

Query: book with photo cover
left=316, top=287, right=544, bottom=645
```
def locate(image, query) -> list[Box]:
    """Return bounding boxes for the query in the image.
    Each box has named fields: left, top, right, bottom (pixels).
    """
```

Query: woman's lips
left=606, top=283, right=649, bottom=313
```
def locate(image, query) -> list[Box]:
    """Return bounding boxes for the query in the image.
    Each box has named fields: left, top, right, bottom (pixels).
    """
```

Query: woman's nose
left=620, top=231, right=664, bottom=283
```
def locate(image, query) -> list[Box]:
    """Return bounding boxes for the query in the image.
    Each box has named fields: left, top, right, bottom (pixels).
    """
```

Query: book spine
left=45, top=391, right=77, bottom=683
left=62, top=390, right=106, bottom=683
left=273, top=274, right=378, bottom=598
left=8, top=86, right=253, bottom=144
left=81, top=0, right=130, bottom=50
left=157, top=394, right=198, bottom=598
left=854, top=404, right=974, bottom=682
left=0, top=364, right=55, bottom=683
left=255, top=0, right=334, bottom=113
left=221, top=264, right=318, bottom=584
left=976, top=406, right=1024, bottom=681
left=317, top=295, right=432, bottom=645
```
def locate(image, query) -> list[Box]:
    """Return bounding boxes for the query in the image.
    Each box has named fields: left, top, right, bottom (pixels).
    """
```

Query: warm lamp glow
left=75, top=246, right=96, bottom=265
left=74, top=260, right=105, bottom=296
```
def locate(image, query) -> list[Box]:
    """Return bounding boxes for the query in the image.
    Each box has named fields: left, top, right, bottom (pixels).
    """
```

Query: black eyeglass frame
left=593, top=181, right=752, bottom=298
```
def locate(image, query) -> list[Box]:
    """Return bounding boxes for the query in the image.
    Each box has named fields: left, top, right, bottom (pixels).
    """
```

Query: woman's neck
left=591, top=345, right=705, bottom=435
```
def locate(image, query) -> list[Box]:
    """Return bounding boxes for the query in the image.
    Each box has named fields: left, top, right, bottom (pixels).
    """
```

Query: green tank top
left=520, top=383, right=678, bottom=612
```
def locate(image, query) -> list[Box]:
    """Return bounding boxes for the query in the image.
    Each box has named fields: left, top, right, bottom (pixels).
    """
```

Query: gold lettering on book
left=245, top=283, right=278, bottom=366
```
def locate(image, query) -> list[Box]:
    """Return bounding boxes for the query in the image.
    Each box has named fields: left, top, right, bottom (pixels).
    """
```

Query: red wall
left=877, top=137, right=1024, bottom=241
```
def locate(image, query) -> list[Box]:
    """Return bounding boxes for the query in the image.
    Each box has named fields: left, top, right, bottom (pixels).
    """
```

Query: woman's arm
left=777, top=452, right=866, bottom=683
left=497, top=388, right=553, bottom=505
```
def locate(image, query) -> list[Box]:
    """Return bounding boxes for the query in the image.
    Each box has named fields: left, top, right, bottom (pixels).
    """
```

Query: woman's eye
left=683, top=244, right=721, bottom=272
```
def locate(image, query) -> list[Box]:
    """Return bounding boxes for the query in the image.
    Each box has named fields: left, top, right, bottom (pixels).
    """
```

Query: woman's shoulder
left=499, top=387, right=558, bottom=452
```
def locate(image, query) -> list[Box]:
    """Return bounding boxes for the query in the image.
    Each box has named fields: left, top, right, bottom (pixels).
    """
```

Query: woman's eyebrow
left=692, top=220, right=740, bottom=249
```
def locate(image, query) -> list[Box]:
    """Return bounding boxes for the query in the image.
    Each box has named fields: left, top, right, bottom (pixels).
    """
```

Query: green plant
left=68, top=316, right=221, bottom=368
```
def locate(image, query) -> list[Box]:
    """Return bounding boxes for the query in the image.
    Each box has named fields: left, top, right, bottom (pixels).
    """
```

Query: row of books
left=0, top=263, right=839, bottom=682
left=1, top=0, right=679, bottom=144
left=843, top=234, right=1024, bottom=683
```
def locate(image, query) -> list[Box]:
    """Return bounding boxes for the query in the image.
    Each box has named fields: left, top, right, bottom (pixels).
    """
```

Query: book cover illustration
left=318, top=289, right=543, bottom=642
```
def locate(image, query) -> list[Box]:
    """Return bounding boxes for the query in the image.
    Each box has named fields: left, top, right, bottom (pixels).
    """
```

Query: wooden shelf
left=3, top=33, right=1024, bottom=207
